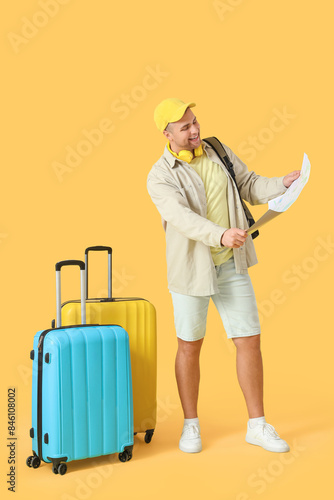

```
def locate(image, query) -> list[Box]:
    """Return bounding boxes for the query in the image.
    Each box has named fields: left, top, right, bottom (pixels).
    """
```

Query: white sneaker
left=246, top=422, right=290, bottom=453
left=179, top=423, right=202, bottom=453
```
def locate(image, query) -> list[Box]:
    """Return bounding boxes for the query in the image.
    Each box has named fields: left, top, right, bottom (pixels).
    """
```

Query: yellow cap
left=154, top=98, right=196, bottom=132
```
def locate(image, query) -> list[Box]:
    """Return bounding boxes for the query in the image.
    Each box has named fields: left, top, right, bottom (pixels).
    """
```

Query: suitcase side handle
left=55, top=260, right=86, bottom=328
left=85, top=246, right=112, bottom=300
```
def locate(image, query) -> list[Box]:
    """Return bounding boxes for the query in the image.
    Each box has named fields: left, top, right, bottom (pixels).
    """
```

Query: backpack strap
left=203, top=136, right=236, bottom=183
left=203, top=137, right=259, bottom=239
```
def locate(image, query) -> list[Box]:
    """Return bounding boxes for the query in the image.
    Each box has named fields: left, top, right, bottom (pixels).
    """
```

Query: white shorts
left=170, top=258, right=261, bottom=341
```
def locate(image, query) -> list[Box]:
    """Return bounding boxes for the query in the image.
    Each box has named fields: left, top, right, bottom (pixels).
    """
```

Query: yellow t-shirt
left=190, top=153, right=233, bottom=266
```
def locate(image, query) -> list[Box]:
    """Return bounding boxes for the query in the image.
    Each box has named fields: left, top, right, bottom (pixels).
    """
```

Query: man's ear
left=163, top=129, right=171, bottom=141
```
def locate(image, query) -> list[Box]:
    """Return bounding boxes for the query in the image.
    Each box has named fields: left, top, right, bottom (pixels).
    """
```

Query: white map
left=268, top=153, right=311, bottom=212
left=247, top=152, right=311, bottom=235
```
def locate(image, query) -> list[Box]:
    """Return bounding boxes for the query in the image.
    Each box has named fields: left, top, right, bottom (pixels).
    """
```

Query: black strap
left=203, top=137, right=239, bottom=194
left=203, top=137, right=259, bottom=239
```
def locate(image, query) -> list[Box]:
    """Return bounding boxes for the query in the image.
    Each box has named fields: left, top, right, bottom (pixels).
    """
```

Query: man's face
left=163, top=108, right=201, bottom=153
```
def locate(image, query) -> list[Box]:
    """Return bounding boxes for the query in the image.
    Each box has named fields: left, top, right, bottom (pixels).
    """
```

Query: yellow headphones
left=167, top=142, right=203, bottom=163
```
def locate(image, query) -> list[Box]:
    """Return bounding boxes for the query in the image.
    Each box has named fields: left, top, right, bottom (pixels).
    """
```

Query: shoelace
left=257, top=423, right=280, bottom=440
left=182, top=424, right=200, bottom=439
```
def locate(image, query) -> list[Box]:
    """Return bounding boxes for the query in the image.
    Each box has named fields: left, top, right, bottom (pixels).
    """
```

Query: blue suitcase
left=26, top=260, right=134, bottom=475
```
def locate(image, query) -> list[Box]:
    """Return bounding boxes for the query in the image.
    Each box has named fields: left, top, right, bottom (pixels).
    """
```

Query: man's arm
left=147, top=170, right=226, bottom=248
left=224, top=145, right=292, bottom=205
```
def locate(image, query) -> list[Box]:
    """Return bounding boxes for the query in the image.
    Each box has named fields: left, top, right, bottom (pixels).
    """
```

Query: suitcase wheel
left=52, top=463, right=67, bottom=476
left=144, top=429, right=154, bottom=444
left=52, top=462, right=67, bottom=475
left=118, top=450, right=132, bottom=462
left=58, top=463, right=67, bottom=475
left=49, top=456, right=68, bottom=475
left=26, top=455, right=40, bottom=469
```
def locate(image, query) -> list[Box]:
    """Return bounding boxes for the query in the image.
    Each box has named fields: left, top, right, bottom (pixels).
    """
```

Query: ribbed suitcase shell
left=31, top=325, right=133, bottom=466
left=61, top=299, right=157, bottom=437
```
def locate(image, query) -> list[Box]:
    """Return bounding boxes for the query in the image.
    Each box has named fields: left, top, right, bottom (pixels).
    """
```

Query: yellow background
left=1, top=0, right=333, bottom=498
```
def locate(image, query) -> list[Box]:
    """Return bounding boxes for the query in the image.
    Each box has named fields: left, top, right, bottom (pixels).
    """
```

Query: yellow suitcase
left=60, top=246, right=157, bottom=443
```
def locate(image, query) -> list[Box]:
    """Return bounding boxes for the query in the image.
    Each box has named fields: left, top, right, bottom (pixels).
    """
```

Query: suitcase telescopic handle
left=55, top=260, right=86, bottom=328
left=85, top=246, right=112, bottom=300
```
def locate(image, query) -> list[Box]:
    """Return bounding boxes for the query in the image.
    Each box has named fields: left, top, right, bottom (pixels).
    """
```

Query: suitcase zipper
left=61, top=297, right=147, bottom=306
left=37, top=328, right=52, bottom=460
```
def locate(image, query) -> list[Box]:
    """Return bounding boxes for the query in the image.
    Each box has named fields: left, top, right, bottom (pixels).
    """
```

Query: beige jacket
left=147, top=141, right=287, bottom=296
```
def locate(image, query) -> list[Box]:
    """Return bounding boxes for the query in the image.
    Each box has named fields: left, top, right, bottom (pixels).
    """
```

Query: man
left=147, top=98, right=300, bottom=454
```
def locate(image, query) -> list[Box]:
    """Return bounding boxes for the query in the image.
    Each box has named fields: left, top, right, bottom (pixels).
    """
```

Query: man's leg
left=212, top=259, right=290, bottom=452
left=232, top=334, right=264, bottom=418
left=175, top=337, right=204, bottom=418
left=170, top=290, right=209, bottom=453
left=175, top=337, right=204, bottom=452
left=232, top=334, right=289, bottom=452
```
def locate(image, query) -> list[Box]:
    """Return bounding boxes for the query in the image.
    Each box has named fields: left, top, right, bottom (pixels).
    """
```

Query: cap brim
left=169, top=102, right=196, bottom=124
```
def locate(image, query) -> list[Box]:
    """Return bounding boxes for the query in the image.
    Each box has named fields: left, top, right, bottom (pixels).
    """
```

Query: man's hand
left=221, top=228, right=248, bottom=248
left=283, top=170, right=300, bottom=188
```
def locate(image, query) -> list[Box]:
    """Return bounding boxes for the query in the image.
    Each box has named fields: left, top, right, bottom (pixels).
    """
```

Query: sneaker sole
left=179, top=443, right=202, bottom=453
left=246, top=436, right=290, bottom=453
